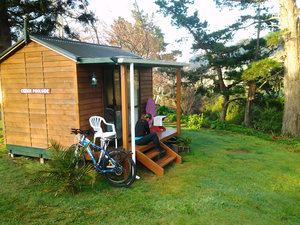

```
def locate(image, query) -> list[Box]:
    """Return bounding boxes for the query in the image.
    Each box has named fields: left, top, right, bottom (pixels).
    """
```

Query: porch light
left=88, top=72, right=98, bottom=88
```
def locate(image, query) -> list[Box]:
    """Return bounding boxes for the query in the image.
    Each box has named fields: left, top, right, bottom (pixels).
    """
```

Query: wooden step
left=136, top=150, right=164, bottom=176
left=145, top=149, right=160, bottom=159
left=157, top=155, right=176, bottom=168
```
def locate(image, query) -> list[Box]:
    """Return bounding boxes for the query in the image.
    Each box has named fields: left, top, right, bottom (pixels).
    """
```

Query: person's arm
left=144, top=120, right=150, bottom=134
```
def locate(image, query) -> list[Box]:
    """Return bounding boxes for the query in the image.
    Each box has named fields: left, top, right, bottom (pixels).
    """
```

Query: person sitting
left=135, top=113, right=166, bottom=154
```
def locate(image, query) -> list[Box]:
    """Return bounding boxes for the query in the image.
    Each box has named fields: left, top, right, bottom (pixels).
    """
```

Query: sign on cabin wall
left=20, top=88, right=51, bottom=94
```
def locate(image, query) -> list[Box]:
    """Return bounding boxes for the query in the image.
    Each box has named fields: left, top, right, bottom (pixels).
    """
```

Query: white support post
left=129, top=63, right=140, bottom=179
left=130, top=63, right=136, bottom=164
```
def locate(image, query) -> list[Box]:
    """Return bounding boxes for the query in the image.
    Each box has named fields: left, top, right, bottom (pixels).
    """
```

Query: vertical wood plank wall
left=0, top=41, right=78, bottom=149
left=139, top=67, right=153, bottom=114
left=76, top=64, right=104, bottom=130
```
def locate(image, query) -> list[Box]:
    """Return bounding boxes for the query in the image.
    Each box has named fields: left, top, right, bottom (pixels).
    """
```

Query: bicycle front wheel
left=104, top=150, right=136, bottom=188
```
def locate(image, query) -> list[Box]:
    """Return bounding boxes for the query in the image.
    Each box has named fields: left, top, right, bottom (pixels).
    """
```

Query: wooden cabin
left=0, top=35, right=187, bottom=175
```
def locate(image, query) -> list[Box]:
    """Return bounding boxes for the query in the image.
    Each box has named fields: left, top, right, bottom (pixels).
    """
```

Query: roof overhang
left=117, top=57, right=189, bottom=68
left=0, top=36, right=78, bottom=63
left=0, top=39, right=25, bottom=62
left=77, top=56, right=189, bottom=68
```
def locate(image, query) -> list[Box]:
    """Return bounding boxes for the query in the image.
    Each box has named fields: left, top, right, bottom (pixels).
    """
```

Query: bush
left=31, top=141, right=97, bottom=194
left=253, top=107, right=283, bottom=134
left=186, top=114, right=204, bottom=129
left=226, top=101, right=244, bottom=124
left=167, top=113, right=177, bottom=122
left=157, top=105, right=170, bottom=115
left=210, top=120, right=226, bottom=129
left=176, top=136, right=192, bottom=147
left=202, top=96, right=222, bottom=121
left=181, top=114, right=189, bottom=124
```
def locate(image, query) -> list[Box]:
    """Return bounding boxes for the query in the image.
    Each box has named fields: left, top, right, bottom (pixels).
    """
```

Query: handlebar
left=71, top=128, right=94, bottom=136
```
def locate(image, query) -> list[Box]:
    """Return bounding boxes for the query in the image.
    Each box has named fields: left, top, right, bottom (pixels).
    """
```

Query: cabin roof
left=0, top=35, right=188, bottom=67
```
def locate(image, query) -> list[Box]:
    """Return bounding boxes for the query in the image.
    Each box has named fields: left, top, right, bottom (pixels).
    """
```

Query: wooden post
left=120, top=65, right=129, bottom=150
left=176, top=68, right=181, bottom=136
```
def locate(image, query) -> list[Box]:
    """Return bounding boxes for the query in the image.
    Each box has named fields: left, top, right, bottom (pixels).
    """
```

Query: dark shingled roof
left=31, top=35, right=142, bottom=60
left=0, top=35, right=188, bottom=67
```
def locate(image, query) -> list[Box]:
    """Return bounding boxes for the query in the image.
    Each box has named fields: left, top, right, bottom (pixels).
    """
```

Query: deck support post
left=176, top=68, right=181, bottom=136
left=120, top=65, right=129, bottom=151
left=129, top=63, right=137, bottom=163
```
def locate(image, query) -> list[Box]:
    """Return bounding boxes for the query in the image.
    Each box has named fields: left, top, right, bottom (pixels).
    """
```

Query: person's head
left=141, top=113, right=152, bottom=121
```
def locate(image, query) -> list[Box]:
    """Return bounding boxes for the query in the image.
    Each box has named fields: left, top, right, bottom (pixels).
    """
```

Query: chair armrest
left=102, top=121, right=116, bottom=133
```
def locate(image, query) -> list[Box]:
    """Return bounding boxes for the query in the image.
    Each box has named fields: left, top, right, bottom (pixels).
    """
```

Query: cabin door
left=103, top=67, right=140, bottom=141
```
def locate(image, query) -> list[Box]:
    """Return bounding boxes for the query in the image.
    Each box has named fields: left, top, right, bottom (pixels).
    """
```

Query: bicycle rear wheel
left=104, top=150, right=136, bottom=188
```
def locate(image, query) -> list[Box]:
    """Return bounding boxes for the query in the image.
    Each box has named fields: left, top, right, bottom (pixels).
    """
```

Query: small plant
left=32, top=141, right=97, bottom=194
left=176, top=136, right=192, bottom=147
left=182, top=137, right=192, bottom=147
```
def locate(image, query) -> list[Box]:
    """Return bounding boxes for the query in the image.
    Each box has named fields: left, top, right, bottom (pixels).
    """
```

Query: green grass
left=0, top=127, right=300, bottom=224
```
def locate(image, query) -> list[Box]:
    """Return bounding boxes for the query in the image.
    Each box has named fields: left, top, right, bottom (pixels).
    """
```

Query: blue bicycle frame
left=79, top=137, right=121, bottom=174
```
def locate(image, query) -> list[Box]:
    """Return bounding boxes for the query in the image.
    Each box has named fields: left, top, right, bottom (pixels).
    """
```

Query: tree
left=155, top=0, right=253, bottom=121
left=279, top=0, right=300, bottom=136
left=214, top=0, right=279, bottom=127
left=106, top=4, right=167, bottom=59
left=0, top=0, right=96, bottom=53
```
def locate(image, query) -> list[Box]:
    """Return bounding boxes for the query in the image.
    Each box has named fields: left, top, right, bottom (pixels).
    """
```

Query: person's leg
left=136, top=132, right=165, bottom=153
left=135, top=133, right=154, bottom=145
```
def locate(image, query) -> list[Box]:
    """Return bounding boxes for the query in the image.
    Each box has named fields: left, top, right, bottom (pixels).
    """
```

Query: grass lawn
left=0, top=126, right=300, bottom=224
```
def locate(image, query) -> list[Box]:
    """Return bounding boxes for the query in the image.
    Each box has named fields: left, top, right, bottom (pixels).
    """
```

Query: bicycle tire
left=104, top=150, right=136, bottom=188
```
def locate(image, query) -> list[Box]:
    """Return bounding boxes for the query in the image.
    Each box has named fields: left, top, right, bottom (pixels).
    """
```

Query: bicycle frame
left=77, top=134, right=120, bottom=174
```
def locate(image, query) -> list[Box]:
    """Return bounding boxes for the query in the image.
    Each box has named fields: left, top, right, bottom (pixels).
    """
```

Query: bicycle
left=71, top=128, right=136, bottom=188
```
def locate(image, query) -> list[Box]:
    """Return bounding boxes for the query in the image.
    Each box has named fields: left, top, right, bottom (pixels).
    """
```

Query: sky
left=88, top=0, right=292, bottom=61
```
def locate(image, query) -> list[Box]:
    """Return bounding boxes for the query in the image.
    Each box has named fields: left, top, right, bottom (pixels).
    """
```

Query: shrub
left=210, top=120, right=226, bottom=130
left=186, top=114, right=204, bottom=129
left=157, top=105, right=170, bottom=115
left=202, top=96, right=222, bottom=121
left=174, top=136, right=192, bottom=147
left=226, top=101, right=244, bottom=124
left=253, top=107, right=283, bottom=134
left=32, top=141, right=97, bottom=194
left=167, top=113, right=177, bottom=122
left=181, top=114, right=189, bottom=124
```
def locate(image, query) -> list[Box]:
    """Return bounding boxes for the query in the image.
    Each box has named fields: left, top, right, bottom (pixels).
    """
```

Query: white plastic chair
left=89, top=116, right=117, bottom=149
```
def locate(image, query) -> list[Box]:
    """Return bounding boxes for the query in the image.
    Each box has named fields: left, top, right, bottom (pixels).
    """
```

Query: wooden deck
left=133, top=129, right=178, bottom=152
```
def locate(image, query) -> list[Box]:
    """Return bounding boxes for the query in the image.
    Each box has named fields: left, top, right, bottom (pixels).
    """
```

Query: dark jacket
left=135, top=119, right=150, bottom=137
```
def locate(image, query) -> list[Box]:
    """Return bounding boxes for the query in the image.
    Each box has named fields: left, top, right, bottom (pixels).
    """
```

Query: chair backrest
left=145, top=98, right=156, bottom=127
left=89, top=116, right=104, bottom=134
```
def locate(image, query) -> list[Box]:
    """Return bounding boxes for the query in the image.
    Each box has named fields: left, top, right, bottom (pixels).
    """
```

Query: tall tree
left=155, top=0, right=255, bottom=121
left=106, top=4, right=166, bottom=59
left=280, top=0, right=300, bottom=136
left=0, top=0, right=96, bottom=53
left=214, top=0, right=278, bottom=127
